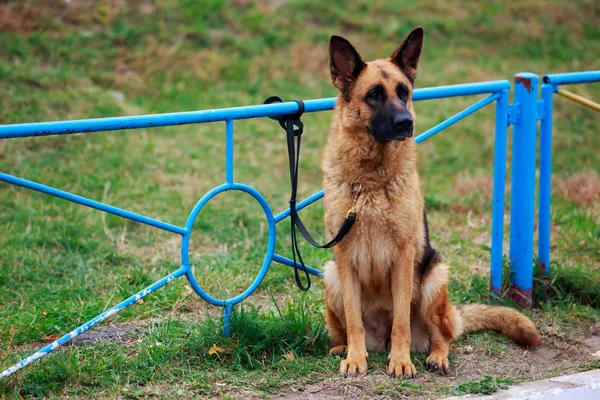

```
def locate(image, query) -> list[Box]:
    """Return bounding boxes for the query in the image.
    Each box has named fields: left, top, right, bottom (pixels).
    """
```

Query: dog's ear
left=390, top=26, right=424, bottom=83
left=329, top=35, right=366, bottom=96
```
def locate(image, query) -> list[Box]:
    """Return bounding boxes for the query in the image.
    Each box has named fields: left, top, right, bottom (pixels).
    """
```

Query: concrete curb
left=442, top=369, right=600, bottom=400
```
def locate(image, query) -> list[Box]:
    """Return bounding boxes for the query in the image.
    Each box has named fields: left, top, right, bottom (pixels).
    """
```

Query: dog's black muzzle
left=391, top=112, right=414, bottom=141
left=373, top=112, right=414, bottom=142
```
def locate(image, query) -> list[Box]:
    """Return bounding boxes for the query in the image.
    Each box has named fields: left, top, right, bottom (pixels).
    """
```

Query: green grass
left=450, top=376, right=513, bottom=396
left=1, top=0, right=599, bottom=398
left=1, top=300, right=333, bottom=397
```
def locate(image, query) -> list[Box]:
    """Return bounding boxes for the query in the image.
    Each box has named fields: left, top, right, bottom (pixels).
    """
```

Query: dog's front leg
left=335, top=248, right=368, bottom=377
left=387, top=245, right=417, bottom=379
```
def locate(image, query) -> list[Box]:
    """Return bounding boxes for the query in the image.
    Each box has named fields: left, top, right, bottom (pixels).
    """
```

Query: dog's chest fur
left=323, top=136, right=425, bottom=298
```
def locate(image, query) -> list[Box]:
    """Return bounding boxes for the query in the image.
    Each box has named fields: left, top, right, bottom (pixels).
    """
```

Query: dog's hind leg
left=326, top=307, right=348, bottom=355
left=324, top=262, right=348, bottom=356
left=419, top=263, right=461, bottom=374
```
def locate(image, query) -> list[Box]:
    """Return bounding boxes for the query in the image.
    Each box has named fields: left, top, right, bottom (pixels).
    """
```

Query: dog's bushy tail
left=457, top=304, right=541, bottom=347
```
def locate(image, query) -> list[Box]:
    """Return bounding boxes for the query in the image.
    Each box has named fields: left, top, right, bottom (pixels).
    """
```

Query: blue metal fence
left=1, top=72, right=597, bottom=378
left=537, top=71, right=600, bottom=274
left=506, top=71, right=600, bottom=307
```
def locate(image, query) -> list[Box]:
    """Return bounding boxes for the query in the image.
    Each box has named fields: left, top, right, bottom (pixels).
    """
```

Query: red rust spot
left=515, top=76, right=533, bottom=92
left=490, top=282, right=502, bottom=295
left=508, top=287, right=533, bottom=308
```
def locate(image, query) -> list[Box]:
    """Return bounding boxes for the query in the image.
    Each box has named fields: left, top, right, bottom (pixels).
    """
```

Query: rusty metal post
left=509, top=73, right=539, bottom=308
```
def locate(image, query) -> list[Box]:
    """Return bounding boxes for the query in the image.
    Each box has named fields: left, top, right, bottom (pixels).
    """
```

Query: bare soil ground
left=278, top=335, right=600, bottom=400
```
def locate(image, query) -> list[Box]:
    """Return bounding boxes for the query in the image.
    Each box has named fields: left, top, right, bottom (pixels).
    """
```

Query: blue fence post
left=509, top=73, right=539, bottom=308
left=538, top=80, right=554, bottom=275
left=490, top=89, right=509, bottom=296
left=226, top=120, right=234, bottom=185
left=224, top=303, right=233, bottom=336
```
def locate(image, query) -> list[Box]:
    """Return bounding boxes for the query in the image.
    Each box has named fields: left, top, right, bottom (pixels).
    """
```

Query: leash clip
left=346, top=209, right=357, bottom=220
left=346, top=183, right=362, bottom=220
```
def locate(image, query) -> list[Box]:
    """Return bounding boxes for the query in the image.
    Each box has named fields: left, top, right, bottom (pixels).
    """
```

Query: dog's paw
left=329, top=345, right=348, bottom=356
left=425, top=354, right=449, bottom=375
left=340, top=354, right=367, bottom=377
left=386, top=356, right=416, bottom=379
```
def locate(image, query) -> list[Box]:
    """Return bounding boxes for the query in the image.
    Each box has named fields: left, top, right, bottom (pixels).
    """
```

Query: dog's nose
left=393, top=113, right=413, bottom=132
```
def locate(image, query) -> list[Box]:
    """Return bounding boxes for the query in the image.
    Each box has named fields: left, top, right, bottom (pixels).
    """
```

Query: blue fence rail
left=1, top=72, right=597, bottom=378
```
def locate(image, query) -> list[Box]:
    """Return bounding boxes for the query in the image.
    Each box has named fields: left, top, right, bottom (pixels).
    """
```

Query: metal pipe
left=274, top=190, right=324, bottom=223
left=556, top=89, right=600, bottom=112
left=0, top=99, right=334, bottom=139
left=490, top=90, right=509, bottom=295
left=223, top=304, right=233, bottom=336
left=226, top=120, right=234, bottom=184
left=1, top=266, right=187, bottom=379
left=542, top=71, right=600, bottom=86
left=0, top=172, right=187, bottom=236
left=272, top=254, right=324, bottom=277
left=509, top=73, right=539, bottom=308
left=415, top=92, right=500, bottom=143
left=538, top=84, right=554, bottom=274
left=413, top=80, right=510, bottom=101
left=181, top=183, right=276, bottom=307
left=0, top=81, right=511, bottom=139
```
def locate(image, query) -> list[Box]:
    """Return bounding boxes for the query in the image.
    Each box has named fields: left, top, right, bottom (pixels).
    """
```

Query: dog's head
left=329, top=27, right=424, bottom=143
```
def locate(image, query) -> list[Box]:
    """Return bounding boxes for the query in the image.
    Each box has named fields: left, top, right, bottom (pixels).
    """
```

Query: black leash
left=264, top=96, right=358, bottom=291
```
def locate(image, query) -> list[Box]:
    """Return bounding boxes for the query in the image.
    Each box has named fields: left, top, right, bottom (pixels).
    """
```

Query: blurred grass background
left=0, top=0, right=599, bottom=398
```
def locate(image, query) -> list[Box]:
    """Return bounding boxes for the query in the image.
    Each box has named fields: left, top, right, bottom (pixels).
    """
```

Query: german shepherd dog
left=322, top=27, right=541, bottom=379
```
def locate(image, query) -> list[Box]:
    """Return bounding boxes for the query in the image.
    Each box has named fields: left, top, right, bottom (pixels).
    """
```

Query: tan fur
left=322, top=28, right=541, bottom=379
left=458, top=304, right=541, bottom=346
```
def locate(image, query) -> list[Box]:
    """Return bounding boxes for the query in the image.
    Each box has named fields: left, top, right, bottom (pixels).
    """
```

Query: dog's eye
left=365, top=85, right=385, bottom=103
left=397, top=84, right=409, bottom=102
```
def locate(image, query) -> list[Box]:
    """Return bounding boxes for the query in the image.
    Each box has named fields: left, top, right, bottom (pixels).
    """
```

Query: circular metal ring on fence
left=181, top=183, right=276, bottom=307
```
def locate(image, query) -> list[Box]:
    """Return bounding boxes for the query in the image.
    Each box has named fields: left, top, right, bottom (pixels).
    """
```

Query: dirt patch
left=555, top=171, right=600, bottom=206
left=0, top=3, right=43, bottom=33
left=582, top=335, right=600, bottom=353
left=454, top=174, right=494, bottom=199
left=530, top=344, right=559, bottom=364
left=288, top=41, right=330, bottom=86
left=280, top=379, right=383, bottom=400
left=70, top=322, right=143, bottom=345
left=468, top=258, right=490, bottom=276
left=0, top=1, right=155, bottom=35
left=273, top=334, right=600, bottom=400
